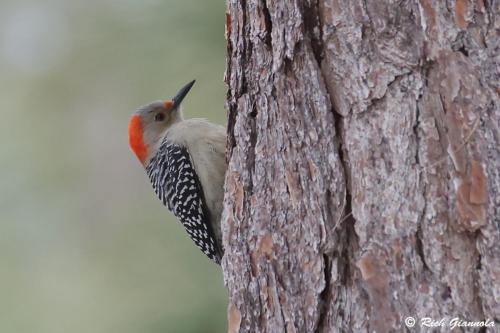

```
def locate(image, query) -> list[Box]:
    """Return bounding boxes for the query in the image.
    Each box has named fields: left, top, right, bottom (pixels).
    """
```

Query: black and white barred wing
left=146, top=141, right=221, bottom=264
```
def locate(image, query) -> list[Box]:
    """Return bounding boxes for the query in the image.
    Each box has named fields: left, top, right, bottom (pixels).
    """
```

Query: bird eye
left=155, top=113, right=165, bottom=122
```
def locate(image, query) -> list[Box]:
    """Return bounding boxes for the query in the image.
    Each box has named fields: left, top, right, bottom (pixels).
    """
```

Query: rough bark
left=222, top=1, right=499, bottom=332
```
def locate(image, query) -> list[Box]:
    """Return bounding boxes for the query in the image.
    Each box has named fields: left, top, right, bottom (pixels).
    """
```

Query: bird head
left=128, top=80, right=195, bottom=165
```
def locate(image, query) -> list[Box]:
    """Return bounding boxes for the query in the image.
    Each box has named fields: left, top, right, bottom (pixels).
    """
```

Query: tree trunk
left=222, top=1, right=499, bottom=332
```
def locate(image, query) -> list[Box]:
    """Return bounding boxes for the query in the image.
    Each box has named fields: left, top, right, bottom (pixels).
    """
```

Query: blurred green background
left=0, top=0, right=227, bottom=332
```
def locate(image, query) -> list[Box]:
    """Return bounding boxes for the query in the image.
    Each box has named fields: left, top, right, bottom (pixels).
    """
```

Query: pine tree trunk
left=222, top=1, right=499, bottom=332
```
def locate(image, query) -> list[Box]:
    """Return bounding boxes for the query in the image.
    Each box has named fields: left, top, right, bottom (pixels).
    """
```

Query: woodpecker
left=128, top=80, right=226, bottom=264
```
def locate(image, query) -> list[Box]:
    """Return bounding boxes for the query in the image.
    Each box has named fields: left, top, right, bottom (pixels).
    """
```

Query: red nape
left=128, top=115, right=148, bottom=164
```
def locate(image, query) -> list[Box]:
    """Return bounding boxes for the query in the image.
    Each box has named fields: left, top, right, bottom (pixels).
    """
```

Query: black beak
left=172, top=80, right=195, bottom=109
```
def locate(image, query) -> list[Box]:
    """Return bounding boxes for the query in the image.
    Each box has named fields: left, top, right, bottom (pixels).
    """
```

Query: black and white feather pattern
left=146, top=140, right=221, bottom=264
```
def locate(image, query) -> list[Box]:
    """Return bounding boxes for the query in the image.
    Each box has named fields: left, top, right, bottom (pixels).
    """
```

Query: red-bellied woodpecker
left=128, top=80, right=226, bottom=264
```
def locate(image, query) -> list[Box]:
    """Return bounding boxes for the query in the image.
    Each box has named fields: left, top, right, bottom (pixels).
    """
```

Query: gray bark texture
left=222, top=1, right=499, bottom=332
